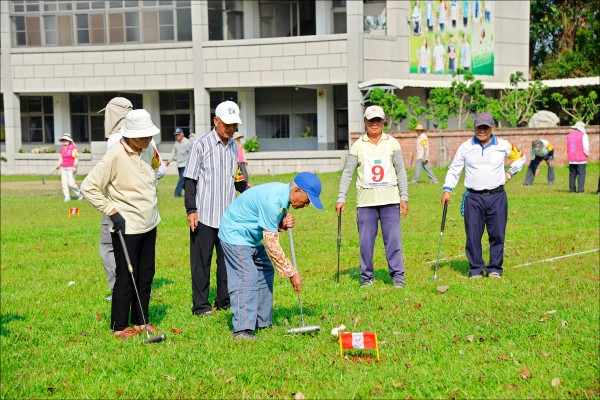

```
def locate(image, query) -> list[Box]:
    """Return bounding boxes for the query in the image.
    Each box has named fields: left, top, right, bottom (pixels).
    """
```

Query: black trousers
left=111, top=228, right=156, bottom=331
left=190, top=222, right=230, bottom=314
left=569, top=164, right=586, bottom=193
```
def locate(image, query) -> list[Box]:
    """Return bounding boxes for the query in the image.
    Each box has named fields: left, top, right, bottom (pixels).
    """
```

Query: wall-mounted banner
left=409, top=0, right=494, bottom=76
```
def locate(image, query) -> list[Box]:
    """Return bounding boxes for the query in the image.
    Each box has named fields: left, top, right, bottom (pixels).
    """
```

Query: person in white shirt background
left=433, top=35, right=446, bottom=74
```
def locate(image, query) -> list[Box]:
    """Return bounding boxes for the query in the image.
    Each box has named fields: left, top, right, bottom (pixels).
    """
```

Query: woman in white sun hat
left=55, top=133, right=83, bottom=202
left=81, top=109, right=162, bottom=340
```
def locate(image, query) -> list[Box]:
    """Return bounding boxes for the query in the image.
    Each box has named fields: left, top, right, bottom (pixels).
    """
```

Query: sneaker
left=193, top=310, right=212, bottom=317
left=134, top=323, right=158, bottom=334
left=104, top=295, right=112, bottom=301
left=232, top=330, right=256, bottom=341
left=469, top=274, right=483, bottom=279
left=78, top=193, right=84, bottom=201
left=393, top=279, right=406, bottom=289
left=488, top=272, right=502, bottom=279
left=114, top=327, right=139, bottom=339
left=360, top=279, right=374, bottom=288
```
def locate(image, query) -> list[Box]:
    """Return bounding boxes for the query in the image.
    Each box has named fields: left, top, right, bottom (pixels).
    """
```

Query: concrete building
left=0, top=0, right=530, bottom=174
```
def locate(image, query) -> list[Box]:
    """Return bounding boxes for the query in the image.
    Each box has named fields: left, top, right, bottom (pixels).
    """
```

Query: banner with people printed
left=409, top=0, right=494, bottom=75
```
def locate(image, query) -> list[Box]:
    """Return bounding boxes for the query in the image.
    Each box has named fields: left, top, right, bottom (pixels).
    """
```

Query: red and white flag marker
left=68, top=208, right=80, bottom=218
left=339, top=332, right=380, bottom=361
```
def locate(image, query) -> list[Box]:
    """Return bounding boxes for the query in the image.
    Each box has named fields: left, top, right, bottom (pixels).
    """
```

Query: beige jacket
left=416, top=132, right=430, bottom=161
left=81, top=139, right=160, bottom=234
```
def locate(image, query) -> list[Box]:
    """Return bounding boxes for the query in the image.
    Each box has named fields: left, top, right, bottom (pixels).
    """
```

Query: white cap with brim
left=215, top=100, right=243, bottom=125
left=59, top=133, right=74, bottom=143
left=121, top=109, right=160, bottom=138
left=363, top=105, right=385, bottom=120
left=570, top=121, right=587, bottom=134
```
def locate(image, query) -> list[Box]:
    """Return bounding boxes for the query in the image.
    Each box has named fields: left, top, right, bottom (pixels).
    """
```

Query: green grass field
left=1, top=165, right=599, bottom=399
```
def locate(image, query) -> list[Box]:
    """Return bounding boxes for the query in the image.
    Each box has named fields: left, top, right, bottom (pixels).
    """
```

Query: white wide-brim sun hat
left=59, top=133, right=74, bottom=143
left=570, top=121, right=587, bottom=134
left=122, top=109, right=160, bottom=138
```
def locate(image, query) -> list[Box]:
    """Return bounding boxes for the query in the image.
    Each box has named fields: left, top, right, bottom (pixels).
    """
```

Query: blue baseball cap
left=174, top=128, right=183, bottom=135
left=474, top=113, right=495, bottom=128
left=293, top=172, right=323, bottom=210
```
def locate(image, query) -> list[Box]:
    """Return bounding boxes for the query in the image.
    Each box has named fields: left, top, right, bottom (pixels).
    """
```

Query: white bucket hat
left=570, top=121, right=587, bottom=134
left=59, top=133, right=74, bottom=143
left=122, top=109, right=160, bottom=138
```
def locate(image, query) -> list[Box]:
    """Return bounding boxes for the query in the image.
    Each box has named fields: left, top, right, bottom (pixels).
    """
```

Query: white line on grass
left=511, top=248, right=600, bottom=269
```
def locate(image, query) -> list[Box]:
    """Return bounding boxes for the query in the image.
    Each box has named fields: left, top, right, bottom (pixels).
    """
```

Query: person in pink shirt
left=233, top=131, right=249, bottom=182
left=566, top=121, right=590, bottom=193
left=55, top=133, right=83, bottom=202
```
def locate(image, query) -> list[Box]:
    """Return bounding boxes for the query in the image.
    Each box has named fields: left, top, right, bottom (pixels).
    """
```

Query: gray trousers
left=100, top=214, right=117, bottom=290
left=411, top=159, right=438, bottom=183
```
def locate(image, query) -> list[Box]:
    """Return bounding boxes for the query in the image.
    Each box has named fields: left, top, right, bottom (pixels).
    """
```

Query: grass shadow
left=148, top=304, right=169, bottom=325
left=151, top=277, right=175, bottom=291
left=0, top=312, right=26, bottom=336
left=447, top=259, right=470, bottom=276
left=332, top=266, right=393, bottom=284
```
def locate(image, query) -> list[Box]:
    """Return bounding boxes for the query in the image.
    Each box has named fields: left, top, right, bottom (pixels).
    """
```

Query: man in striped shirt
left=184, top=101, right=243, bottom=316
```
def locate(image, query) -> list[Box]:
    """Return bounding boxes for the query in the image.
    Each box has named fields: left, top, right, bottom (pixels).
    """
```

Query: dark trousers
left=175, top=167, right=185, bottom=197
left=524, top=151, right=554, bottom=185
left=569, top=164, right=586, bottom=193
left=110, top=228, right=156, bottom=331
left=190, top=222, right=230, bottom=314
left=464, top=192, right=507, bottom=277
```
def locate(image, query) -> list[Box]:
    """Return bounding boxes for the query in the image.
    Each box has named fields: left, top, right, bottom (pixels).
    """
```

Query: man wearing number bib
left=336, top=106, right=409, bottom=289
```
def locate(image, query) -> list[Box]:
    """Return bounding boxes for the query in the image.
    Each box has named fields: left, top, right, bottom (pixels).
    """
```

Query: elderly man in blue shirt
left=218, top=172, right=323, bottom=340
left=441, top=113, right=525, bottom=279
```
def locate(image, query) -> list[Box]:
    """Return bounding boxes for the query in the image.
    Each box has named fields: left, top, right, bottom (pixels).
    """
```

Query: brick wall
left=351, top=126, right=600, bottom=168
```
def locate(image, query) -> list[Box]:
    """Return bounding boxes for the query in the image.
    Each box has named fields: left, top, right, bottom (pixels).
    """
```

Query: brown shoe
left=114, top=327, right=139, bottom=339
left=134, top=323, right=158, bottom=334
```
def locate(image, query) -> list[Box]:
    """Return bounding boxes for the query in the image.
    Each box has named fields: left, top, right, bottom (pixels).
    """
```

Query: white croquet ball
left=330, top=324, right=346, bottom=336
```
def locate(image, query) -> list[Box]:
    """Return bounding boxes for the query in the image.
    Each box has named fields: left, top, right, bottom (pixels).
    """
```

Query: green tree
left=406, top=96, right=429, bottom=130
left=492, top=72, right=547, bottom=127
left=369, top=88, right=409, bottom=130
left=426, top=72, right=488, bottom=129
left=530, top=0, right=599, bottom=79
left=551, top=90, right=599, bottom=124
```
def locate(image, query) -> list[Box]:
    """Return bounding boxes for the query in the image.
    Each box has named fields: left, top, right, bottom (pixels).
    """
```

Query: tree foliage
left=369, top=88, right=408, bottom=130
left=551, top=90, right=599, bottom=125
left=487, top=72, right=547, bottom=127
left=530, top=0, right=599, bottom=79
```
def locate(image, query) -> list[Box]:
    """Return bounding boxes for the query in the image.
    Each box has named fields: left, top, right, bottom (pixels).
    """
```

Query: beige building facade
left=0, top=0, right=529, bottom=174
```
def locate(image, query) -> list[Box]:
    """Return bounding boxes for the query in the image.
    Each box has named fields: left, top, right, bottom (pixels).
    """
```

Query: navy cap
left=174, top=128, right=183, bottom=135
left=293, top=172, right=323, bottom=210
left=474, top=113, right=495, bottom=128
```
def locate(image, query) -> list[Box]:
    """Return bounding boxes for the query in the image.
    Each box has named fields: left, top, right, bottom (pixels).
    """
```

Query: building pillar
left=237, top=88, right=256, bottom=140
left=53, top=93, right=70, bottom=143
left=316, top=0, right=332, bottom=35
left=192, top=1, right=210, bottom=135
left=243, top=0, right=258, bottom=39
left=143, top=91, right=161, bottom=144
left=346, top=0, right=364, bottom=136
left=317, top=86, right=334, bottom=150
left=1, top=0, right=19, bottom=174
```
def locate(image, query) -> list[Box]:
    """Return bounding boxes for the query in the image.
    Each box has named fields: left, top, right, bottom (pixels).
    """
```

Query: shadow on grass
left=148, top=304, right=169, bottom=325
left=331, top=266, right=394, bottom=284
left=151, top=277, right=175, bottom=291
left=0, top=312, right=26, bottom=336
left=222, top=303, right=325, bottom=332
left=447, top=259, right=470, bottom=276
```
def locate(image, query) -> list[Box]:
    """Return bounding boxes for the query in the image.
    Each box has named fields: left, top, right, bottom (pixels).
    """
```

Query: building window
left=332, top=0, right=347, bottom=34
left=363, top=0, right=386, bottom=34
left=1, top=95, right=5, bottom=143
left=159, top=91, right=194, bottom=141
left=20, top=96, right=54, bottom=144
left=259, top=0, right=315, bottom=39
left=11, top=0, right=191, bottom=47
left=208, top=0, right=244, bottom=41
left=70, top=93, right=143, bottom=142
